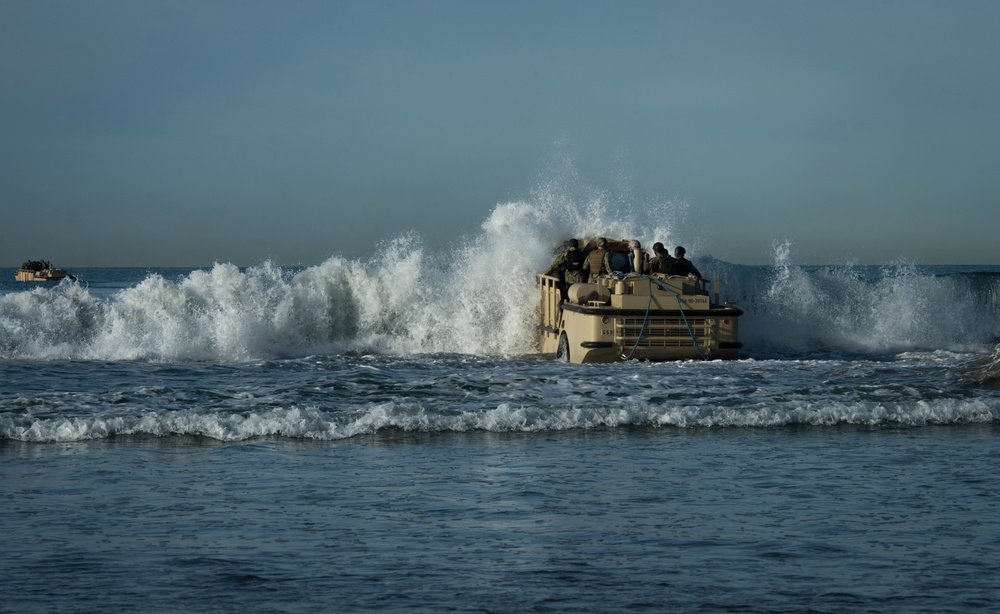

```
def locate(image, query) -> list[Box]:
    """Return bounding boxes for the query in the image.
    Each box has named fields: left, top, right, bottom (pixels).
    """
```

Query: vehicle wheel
left=556, top=333, right=570, bottom=362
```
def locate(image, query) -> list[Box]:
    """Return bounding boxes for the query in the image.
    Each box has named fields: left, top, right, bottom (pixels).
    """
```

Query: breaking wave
left=2, top=179, right=998, bottom=363
left=5, top=393, right=997, bottom=443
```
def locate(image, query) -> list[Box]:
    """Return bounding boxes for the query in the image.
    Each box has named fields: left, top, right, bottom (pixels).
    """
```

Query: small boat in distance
left=538, top=238, right=742, bottom=363
left=15, top=260, right=74, bottom=282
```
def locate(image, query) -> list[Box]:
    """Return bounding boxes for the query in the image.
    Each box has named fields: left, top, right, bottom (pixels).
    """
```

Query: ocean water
left=3, top=201, right=1000, bottom=612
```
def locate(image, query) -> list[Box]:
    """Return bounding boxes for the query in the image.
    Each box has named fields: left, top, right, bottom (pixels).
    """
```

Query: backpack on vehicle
left=608, top=251, right=631, bottom=274
left=565, top=250, right=584, bottom=272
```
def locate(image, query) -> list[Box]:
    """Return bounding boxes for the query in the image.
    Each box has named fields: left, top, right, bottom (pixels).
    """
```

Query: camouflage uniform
left=545, top=247, right=585, bottom=284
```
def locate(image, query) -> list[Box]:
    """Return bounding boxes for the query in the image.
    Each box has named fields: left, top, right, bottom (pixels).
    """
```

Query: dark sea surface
left=2, top=255, right=1000, bottom=612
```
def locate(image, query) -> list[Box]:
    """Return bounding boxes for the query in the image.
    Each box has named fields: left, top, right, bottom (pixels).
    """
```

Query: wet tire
left=556, top=333, right=570, bottom=362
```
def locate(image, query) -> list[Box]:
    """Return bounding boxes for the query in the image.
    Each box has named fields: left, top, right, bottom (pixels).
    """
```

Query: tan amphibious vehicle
left=538, top=239, right=743, bottom=363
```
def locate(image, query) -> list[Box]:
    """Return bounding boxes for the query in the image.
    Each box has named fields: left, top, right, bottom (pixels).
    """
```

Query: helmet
left=567, top=238, right=579, bottom=249
left=597, top=238, right=607, bottom=247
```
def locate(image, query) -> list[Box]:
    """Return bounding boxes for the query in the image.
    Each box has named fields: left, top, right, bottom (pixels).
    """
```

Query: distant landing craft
left=15, top=260, right=74, bottom=282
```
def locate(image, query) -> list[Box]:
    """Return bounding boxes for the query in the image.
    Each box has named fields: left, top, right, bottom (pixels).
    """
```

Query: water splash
left=959, top=343, right=1000, bottom=388
left=726, top=242, right=1000, bottom=357
left=2, top=172, right=999, bottom=362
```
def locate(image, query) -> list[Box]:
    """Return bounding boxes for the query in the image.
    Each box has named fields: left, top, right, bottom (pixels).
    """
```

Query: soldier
left=583, top=238, right=610, bottom=282
left=628, top=239, right=651, bottom=274
left=673, top=246, right=702, bottom=278
left=545, top=238, right=586, bottom=302
left=649, top=242, right=676, bottom=275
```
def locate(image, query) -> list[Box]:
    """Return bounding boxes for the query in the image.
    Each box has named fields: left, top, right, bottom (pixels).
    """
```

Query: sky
left=2, top=0, right=998, bottom=267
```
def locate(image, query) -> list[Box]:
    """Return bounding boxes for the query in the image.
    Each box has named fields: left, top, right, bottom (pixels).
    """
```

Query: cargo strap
left=623, top=276, right=709, bottom=361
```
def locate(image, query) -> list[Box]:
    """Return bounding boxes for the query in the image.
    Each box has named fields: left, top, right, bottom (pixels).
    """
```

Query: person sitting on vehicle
left=673, top=246, right=702, bottom=278
left=583, top=237, right=610, bottom=282
left=649, top=242, right=676, bottom=275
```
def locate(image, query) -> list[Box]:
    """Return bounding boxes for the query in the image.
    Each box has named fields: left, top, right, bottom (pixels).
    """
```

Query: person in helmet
left=544, top=238, right=586, bottom=301
left=672, top=246, right=702, bottom=278
left=649, top=242, right=676, bottom=275
left=627, top=239, right=651, bottom=274
left=583, top=237, right=610, bottom=282
left=603, top=239, right=649, bottom=275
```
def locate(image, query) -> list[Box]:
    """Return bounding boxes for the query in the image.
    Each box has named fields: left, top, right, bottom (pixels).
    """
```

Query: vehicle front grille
left=615, top=317, right=713, bottom=348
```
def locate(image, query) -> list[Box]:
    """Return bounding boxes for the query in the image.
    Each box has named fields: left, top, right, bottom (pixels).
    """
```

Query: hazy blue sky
left=2, top=0, right=998, bottom=266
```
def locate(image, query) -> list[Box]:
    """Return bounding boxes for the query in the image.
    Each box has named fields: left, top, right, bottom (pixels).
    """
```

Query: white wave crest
left=4, top=398, right=996, bottom=443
